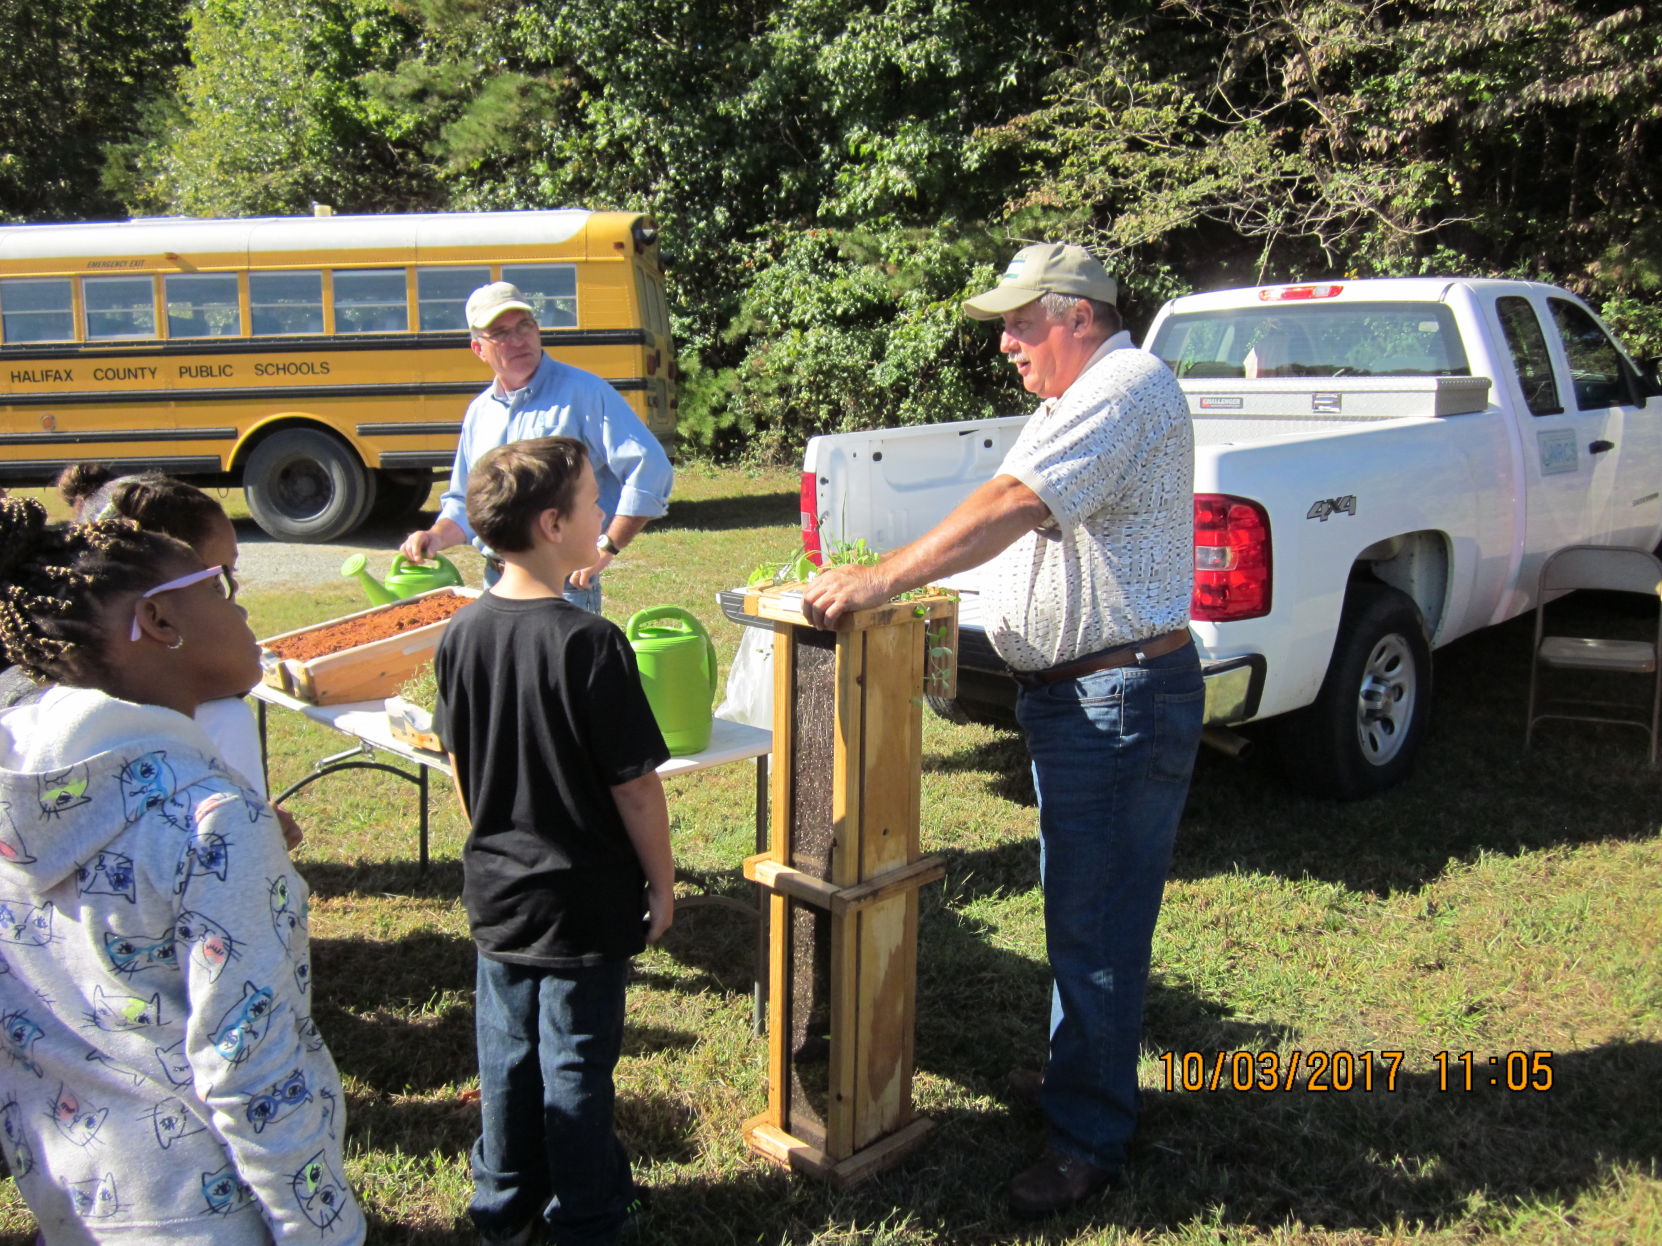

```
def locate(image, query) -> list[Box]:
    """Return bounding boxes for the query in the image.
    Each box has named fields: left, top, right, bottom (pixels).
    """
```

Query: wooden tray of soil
left=258, top=588, right=480, bottom=706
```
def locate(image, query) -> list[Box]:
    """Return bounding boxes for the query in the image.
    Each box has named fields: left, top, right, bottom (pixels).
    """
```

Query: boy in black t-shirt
left=433, top=435, right=673, bottom=1246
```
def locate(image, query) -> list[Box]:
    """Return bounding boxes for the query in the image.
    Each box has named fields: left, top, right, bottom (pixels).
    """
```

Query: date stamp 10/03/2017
left=1157, top=1049, right=1556, bottom=1093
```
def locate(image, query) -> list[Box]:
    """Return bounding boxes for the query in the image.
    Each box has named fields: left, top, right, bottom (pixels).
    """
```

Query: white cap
left=465, top=282, right=535, bottom=331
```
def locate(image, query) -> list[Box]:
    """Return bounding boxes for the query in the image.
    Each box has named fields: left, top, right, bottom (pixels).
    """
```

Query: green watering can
left=626, top=606, right=717, bottom=756
left=340, top=552, right=463, bottom=605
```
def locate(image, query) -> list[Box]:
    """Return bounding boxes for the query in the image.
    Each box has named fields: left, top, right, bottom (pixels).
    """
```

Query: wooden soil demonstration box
left=258, top=588, right=480, bottom=706
left=384, top=696, right=444, bottom=754
left=739, top=582, right=957, bottom=1187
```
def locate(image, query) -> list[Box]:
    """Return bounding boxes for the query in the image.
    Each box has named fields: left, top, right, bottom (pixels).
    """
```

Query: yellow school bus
left=0, top=209, right=675, bottom=540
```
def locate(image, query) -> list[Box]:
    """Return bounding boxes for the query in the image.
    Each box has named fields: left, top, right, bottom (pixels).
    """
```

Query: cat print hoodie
left=0, top=686, right=364, bottom=1245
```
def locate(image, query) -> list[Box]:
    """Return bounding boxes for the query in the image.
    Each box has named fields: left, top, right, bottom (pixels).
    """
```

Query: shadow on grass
left=615, top=1039, right=1660, bottom=1240
left=1177, top=608, right=1662, bottom=893
left=296, top=850, right=1657, bottom=1241
left=301, top=856, right=466, bottom=898
left=310, top=929, right=475, bottom=1095
left=655, top=492, right=799, bottom=533
left=639, top=896, right=760, bottom=999
left=924, top=606, right=1662, bottom=896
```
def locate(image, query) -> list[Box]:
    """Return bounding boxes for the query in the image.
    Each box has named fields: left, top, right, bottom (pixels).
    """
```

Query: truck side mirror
left=1643, top=356, right=1662, bottom=400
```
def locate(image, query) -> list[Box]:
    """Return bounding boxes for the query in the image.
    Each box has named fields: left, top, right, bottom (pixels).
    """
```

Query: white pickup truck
left=795, top=278, right=1662, bottom=797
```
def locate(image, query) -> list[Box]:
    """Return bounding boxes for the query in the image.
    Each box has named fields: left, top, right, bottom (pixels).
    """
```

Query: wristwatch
left=596, top=533, right=620, bottom=556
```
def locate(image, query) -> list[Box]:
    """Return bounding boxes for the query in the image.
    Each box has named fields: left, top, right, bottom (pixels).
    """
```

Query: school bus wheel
left=366, top=469, right=436, bottom=526
left=243, top=427, right=374, bottom=543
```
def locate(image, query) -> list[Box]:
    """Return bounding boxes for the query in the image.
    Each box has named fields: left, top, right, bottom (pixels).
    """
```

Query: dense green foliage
left=0, top=0, right=187, bottom=220
left=8, top=0, right=1660, bottom=457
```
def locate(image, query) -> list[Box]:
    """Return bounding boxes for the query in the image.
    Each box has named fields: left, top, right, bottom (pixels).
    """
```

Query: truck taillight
left=800, top=471, right=824, bottom=566
left=1192, top=494, right=1271, bottom=621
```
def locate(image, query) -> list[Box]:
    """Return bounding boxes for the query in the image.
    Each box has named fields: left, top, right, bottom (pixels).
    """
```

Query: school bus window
left=501, top=264, right=577, bottom=328
left=0, top=277, right=73, bottom=344
left=84, top=275, right=157, bottom=340
left=249, top=270, right=324, bottom=336
left=165, top=273, right=242, bottom=339
left=418, top=266, right=490, bottom=331
left=334, top=269, right=408, bottom=333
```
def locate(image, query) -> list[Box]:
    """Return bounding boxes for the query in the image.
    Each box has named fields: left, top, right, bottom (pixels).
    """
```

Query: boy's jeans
left=1014, top=642, right=1204, bottom=1174
left=470, top=955, right=635, bottom=1245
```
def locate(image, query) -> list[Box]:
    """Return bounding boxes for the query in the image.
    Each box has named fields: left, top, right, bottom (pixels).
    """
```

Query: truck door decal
left=1537, top=428, right=1578, bottom=476
left=1307, top=496, right=1357, bottom=521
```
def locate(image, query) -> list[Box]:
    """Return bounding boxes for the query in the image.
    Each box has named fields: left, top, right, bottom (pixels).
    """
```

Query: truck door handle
left=1589, top=439, right=1614, bottom=454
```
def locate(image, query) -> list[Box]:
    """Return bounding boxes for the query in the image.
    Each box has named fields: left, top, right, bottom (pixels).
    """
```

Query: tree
left=122, top=0, right=430, bottom=217
left=0, top=0, right=188, bottom=221
left=988, top=0, right=1662, bottom=308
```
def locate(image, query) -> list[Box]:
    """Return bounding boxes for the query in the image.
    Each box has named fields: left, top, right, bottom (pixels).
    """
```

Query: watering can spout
left=341, top=552, right=464, bottom=604
left=340, top=553, right=398, bottom=605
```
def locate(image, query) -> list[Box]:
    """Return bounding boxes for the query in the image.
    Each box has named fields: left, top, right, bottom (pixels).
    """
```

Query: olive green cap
left=962, top=243, right=1119, bottom=320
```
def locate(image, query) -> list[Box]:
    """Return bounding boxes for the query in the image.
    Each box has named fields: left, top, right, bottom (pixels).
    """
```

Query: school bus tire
left=243, top=427, right=373, bottom=543
left=367, top=469, right=436, bottom=525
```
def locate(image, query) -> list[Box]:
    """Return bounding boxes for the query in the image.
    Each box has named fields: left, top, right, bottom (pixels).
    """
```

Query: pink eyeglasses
left=130, top=565, right=236, bottom=641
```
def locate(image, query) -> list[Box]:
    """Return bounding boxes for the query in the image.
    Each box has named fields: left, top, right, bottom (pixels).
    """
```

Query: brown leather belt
left=1010, top=628, right=1192, bottom=688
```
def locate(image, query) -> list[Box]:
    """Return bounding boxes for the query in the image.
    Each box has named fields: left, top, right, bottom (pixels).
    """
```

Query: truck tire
left=243, top=428, right=373, bottom=543
left=1273, top=583, right=1431, bottom=799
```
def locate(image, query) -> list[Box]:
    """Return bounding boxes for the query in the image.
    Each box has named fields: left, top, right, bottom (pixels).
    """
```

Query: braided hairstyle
left=57, top=464, right=226, bottom=548
left=0, top=495, right=194, bottom=687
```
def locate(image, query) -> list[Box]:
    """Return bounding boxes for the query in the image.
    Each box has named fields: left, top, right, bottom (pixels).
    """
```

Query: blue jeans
left=470, top=955, right=635, bottom=1245
left=481, top=561, right=603, bottom=613
left=1014, top=640, right=1204, bottom=1173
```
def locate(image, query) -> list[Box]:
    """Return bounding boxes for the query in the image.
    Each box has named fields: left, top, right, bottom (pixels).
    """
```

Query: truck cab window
left=1496, top=297, right=1562, bottom=416
left=1549, top=298, right=1631, bottom=410
left=1151, top=303, right=1468, bottom=379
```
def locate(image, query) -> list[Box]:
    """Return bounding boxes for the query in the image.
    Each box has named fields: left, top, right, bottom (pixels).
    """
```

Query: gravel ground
left=231, top=514, right=487, bottom=589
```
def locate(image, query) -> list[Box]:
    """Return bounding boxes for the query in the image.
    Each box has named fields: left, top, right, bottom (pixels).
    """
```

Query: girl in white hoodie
left=0, top=496, right=363, bottom=1245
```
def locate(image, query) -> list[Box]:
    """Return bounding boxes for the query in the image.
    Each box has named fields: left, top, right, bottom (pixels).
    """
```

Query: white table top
left=251, top=682, right=771, bottom=779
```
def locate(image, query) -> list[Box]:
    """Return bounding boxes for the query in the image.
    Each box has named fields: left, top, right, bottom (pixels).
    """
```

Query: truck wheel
left=1273, top=583, right=1431, bottom=799
left=925, top=693, right=1016, bottom=731
left=243, top=428, right=372, bottom=543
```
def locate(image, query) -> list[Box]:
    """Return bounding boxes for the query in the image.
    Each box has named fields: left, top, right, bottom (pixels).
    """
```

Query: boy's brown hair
left=466, top=436, right=589, bottom=553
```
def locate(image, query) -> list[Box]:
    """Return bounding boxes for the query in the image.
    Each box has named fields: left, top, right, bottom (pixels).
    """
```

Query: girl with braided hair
left=1, top=467, right=271, bottom=806
left=0, top=497, right=364, bottom=1245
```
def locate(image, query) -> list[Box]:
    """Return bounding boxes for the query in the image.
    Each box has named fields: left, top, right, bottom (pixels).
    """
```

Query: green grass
left=3, top=464, right=1658, bottom=1244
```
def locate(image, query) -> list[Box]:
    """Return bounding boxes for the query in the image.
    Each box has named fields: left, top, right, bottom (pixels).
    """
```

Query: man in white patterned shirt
left=802, top=242, right=1204, bottom=1217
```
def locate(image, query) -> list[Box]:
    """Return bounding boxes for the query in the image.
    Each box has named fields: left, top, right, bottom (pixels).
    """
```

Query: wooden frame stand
left=739, top=584, right=957, bottom=1187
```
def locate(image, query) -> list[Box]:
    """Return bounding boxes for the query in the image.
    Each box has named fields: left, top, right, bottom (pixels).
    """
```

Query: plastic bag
left=715, top=630, right=774, bottom=729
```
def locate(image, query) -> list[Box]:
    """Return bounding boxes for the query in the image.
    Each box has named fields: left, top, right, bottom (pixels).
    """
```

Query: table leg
left=271, top=749, right=432, bottom=874
left=753, top=753, right=769, bottom=1037
left=256, top=698, right=270, bottom=794
left=418, top=765, right=430, bottom=872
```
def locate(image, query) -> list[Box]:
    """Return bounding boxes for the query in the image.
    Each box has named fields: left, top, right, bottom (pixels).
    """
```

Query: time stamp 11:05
left=1157, top=1050, right=1555, bottom=1093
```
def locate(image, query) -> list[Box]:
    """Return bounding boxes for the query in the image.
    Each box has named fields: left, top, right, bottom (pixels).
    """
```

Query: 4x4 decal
left=1307, top=495, right=1357, bottom=521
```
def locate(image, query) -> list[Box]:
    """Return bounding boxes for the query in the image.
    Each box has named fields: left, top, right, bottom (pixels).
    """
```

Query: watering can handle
left=625, top=607, right=718, bottom=702
left=389, top=552, right=457, bottom=577
left=626, top=605, right=706, bottom=639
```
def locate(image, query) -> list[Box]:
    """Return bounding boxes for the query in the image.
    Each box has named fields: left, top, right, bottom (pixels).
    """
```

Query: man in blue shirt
left=400, top=281, right=674, bottom=610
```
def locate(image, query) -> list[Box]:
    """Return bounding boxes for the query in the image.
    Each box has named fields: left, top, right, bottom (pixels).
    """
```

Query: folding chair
left=1524, top=544, right=1662, bottom=764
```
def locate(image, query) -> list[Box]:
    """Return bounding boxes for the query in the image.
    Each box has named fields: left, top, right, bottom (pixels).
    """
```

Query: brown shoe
left=1007, top=1147, right=1115, bottom=1217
